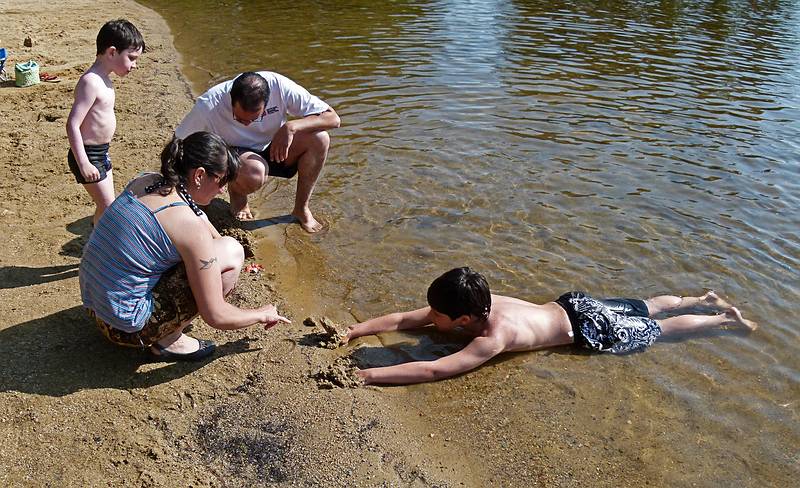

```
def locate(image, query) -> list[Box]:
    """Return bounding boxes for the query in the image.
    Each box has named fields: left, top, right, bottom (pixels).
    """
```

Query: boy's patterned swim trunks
left=555, top=291, right=661, bottom=354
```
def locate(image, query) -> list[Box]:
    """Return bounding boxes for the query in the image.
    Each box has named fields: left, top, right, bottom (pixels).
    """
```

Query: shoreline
left=143, top=0, right=354, bottom=335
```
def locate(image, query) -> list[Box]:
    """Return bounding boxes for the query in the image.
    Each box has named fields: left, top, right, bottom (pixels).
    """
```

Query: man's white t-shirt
left=175, top=71, right=330, bottom=152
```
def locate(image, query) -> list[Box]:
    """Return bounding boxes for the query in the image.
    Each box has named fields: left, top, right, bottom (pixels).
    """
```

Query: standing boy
left=66, top=19, right=144, bottom=225
left=343, top=267, right=757, bottom=385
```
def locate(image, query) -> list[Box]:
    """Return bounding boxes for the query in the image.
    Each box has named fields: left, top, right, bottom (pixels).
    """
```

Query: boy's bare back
left=481, top=295, right=574, bottom=353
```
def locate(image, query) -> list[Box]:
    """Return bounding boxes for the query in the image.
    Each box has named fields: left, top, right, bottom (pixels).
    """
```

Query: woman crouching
left=79, top=131, right=289, bottom=360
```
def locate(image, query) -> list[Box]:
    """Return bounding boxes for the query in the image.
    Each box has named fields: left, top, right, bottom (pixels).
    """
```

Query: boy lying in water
left=342, top=267, right=757, bottom=385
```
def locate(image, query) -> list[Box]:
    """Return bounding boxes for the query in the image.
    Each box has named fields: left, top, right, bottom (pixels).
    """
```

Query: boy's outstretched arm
left=357, top=336, right=503, bottom=385
left=343, top=307, right=433, bottom=343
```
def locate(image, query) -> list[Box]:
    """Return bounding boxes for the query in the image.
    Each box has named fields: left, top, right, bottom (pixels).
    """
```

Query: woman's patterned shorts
left=88, top=264, right=198, bottom=348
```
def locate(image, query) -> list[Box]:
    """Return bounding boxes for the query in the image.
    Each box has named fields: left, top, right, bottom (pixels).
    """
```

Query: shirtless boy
left=343, top=267, right=757, bottom=385
left=66, top=19, right=144, bottom=225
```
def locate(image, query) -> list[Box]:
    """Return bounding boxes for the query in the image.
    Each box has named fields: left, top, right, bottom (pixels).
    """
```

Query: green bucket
left=15, top=60, right=39, bottom=87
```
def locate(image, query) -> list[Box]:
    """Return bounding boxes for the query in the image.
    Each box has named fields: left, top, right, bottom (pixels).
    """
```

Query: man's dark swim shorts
left=67, top=143, right=112, bottom=184
left=555, top=291, right=661, bottom=354
left=233, top=144, right=299, bottom=179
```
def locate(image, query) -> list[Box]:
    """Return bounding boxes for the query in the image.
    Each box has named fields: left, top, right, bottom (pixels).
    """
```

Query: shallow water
left=140, top=0, right=799, bottom=484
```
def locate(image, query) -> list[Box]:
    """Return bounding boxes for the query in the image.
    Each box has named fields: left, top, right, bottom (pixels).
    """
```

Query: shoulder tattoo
left=199, top=257, right=218, bottom=270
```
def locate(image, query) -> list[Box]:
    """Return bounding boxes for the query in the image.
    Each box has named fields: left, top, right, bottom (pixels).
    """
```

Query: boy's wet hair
left=97, top=19, right=145, bottom=55
left=427, top=267, right=491, bottom=321
left=231, top=72, right=270, bottom=112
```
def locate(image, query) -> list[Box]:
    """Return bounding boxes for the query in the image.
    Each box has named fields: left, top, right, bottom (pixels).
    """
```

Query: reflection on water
left=140, top=0, right=799, bottom=485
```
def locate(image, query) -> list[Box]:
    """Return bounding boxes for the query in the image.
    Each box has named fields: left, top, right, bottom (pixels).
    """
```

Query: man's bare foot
left=701, top=290, right=732, bottom=310
left=151, top=333, right=200, bottom=355
left=230, top=191, right=254, bottom=220
left=291, top=207, right=323, bottom=233
left=725, top=307, right=758, bottom=331
left=235, top=206, right=254, bottom=220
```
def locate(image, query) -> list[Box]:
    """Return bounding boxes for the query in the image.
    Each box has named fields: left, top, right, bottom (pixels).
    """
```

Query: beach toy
left=15, top=59, right=40, bottom=87
left=0, top=48, right=7, bottom=81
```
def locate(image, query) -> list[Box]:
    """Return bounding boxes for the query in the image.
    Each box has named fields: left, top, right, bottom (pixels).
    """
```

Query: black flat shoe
left=151, top=339, right=216, bottom=361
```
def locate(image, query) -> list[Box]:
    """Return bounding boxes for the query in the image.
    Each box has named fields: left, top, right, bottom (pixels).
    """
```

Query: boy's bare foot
left=234, top=206, right=254, bottom=220
left=725, top=307, right=758, bottom=331
left=292, top=207, right=323, bottom=233
left=702, top=290, right=732, bottom=310
left=230, top=192, right=254, bottom=220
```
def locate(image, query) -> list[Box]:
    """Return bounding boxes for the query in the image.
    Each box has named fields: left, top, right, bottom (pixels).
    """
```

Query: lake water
left=139, top=0, right=799, bottom=485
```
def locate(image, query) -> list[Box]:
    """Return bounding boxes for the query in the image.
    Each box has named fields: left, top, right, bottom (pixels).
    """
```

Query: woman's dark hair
left=427, top=267, right=491, bottom=321
left=146, top=132, right=238, bottom=215
left=230, top=72, right=270, bottom=112
left=96, top=19, right=145, bottom=55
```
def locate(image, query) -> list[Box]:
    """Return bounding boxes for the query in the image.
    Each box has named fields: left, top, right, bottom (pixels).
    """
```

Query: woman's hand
left=258, top=304, right=291, bottom=329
